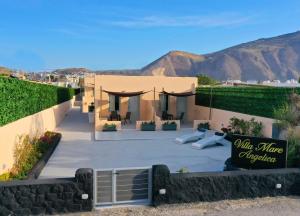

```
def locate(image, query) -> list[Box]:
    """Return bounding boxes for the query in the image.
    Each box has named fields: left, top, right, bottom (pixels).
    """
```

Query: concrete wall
left=152, top=164, right=300, bottom=206
left=82, top=75, right=95, bottom=113
left=0, top=98, right=74, bottom=175
left=93, top=75, right=198, bottom=131
left=193, top=105, right=275, bottom=138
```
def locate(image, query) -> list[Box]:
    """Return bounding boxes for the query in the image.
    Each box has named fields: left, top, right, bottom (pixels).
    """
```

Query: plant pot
left=162, top=124, right=177, bottom=131
left=102, top=128, right=117, bottom=132
left=197, top=122, right=210, bottom=130
left=141, top=124, right=156, bottom=131
left=88, top=112, right=94, bottom=123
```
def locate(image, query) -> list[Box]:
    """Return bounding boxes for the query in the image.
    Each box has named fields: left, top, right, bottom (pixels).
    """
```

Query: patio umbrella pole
left=153, top=87, right=156, bottom=121
left=100, top=86, right=102, bottom=120
left=209, top=87, right=212, bottom=120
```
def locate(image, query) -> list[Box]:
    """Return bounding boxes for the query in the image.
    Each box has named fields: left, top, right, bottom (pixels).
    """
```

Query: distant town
left=1, top=65, right=300, bottom=88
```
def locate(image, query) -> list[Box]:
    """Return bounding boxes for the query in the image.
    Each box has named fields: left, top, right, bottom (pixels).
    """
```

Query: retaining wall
left=0, top=168, right=93, bottom=215
left=193, top=105, right=275, bottom=137
left=152, top=165, right=300, bottom=206
left=0, top=97, right=74, bottom=175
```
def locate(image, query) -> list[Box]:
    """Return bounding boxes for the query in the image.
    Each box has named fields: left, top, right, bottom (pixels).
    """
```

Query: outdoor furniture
left=175, top=128, right=207, bottom=144
left=176, top=112, right=184, bottom=122
left=109, top=111, right=121, bottom=121
left=123, top=112, right=131, bottom=125
left=162, top=111, right=173, bottom=120
left=192, top=132, right=229, bottom=150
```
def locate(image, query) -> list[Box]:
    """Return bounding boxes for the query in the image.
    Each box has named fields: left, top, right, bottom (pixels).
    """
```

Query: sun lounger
left=191, top=132, right=227, bottom=149
left=175, top=129, right=207, bottom=144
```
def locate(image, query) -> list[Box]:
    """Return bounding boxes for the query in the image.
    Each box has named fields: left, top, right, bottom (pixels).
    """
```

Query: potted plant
left=197, top=122, right=210, bottom=130
left=162, top=121, right=177, bottom=131
left=141, top=121, right=156, bottom=131
left=88, top=102, right=95, bottom=123
left=102, top=123, right=117, bottom=132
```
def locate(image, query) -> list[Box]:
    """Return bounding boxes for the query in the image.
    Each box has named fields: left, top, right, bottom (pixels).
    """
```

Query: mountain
left=0, top=66, right=13, bottom=76
left=141, top=51, right=205, bottom=76
left=141, top=31, right=300, bottom=81
left=52, top=68, right=91, bottom=75
left=50, top=31, right=300, bottom=81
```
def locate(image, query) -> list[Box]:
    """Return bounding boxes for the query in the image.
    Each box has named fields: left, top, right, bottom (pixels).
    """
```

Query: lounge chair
left=191, top=132, right=228, bottom=150
left=175, top=128, right=207, bottom=144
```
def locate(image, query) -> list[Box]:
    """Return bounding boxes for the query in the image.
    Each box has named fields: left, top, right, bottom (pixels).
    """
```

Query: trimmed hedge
left=195, top=86, right=300, bottom=118
left=0, top=77, right=76, bottom=126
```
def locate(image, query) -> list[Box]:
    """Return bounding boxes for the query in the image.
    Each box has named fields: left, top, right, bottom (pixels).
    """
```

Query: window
left=109, top=95, right=120, bottom=111
left=165, top=95, right=169, bottom=111
left=115, top=95, right=120, bottom=111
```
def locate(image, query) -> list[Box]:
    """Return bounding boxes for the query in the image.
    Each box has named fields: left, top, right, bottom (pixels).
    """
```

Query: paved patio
left=39, top=107, right=230, bottom=178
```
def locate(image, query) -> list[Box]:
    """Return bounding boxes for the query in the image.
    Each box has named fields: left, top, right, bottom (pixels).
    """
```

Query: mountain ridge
left=141, top=31, right=300, bottom=81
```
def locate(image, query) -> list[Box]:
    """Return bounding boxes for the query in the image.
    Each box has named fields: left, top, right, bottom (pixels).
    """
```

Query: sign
left=231, top=135, right=287, bottom=169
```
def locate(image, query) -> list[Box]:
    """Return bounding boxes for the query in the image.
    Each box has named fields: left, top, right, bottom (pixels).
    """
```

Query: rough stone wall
left=0, top=168, right=93, bottom=215
left=152, top=165, right=300, bottom=206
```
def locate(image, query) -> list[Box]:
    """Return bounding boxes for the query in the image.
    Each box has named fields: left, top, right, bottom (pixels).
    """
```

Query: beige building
left=82, top=74, right=199, bottom=131
left=82, top=74, right=275, bottom=138
left=82, top=74, right=95, bottom=113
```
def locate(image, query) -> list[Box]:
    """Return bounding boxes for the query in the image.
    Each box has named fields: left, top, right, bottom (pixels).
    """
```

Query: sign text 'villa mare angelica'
left=231, top=135, right=287, bottom=169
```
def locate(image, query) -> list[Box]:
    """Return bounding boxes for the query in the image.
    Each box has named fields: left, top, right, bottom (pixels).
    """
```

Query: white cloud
left=106, top=13, right=254, bottom=28
left=48, top=12, right=255, bottom=37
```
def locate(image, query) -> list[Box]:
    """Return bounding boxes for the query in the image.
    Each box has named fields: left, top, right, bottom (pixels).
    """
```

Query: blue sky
left=0, top=0, right=300, bottom=71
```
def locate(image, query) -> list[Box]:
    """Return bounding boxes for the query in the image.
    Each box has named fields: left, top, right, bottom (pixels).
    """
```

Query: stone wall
left=152, top=165, right=300, bottom=206
left=0, top=168, right=93, bottom=215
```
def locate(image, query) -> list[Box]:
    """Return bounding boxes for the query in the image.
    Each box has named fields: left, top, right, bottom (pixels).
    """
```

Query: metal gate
left=94, top=167, right=152, bottom=206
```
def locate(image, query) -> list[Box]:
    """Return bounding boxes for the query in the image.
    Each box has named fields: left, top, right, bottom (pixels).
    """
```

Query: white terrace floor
left=39, top=107, right=230, bottom=178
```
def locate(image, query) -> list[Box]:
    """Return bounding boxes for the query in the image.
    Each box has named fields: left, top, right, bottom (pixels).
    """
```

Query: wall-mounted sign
left=231, top=135, right=287, bottom=169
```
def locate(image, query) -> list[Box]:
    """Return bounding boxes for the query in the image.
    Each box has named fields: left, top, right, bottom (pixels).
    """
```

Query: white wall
left=0, top=97, right=74, bottom=175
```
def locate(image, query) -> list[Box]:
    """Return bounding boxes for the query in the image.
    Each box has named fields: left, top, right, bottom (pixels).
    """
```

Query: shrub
left=102, top=123, right=117, bottom=131
left=162, top=121, right=177, bottom=125
left=177, top=167, right=189, bottom=173
left=1, top=131, right=61, bottom=181
left=0, top=77, right=76, bottom=126
left=287, top=135, right=300, bottom=167
left=274, top=93, right=300, bottom=167
left=198, top=75, right=218, bottom=85
left=226, top=117, right=263, bottom=137
left=197, top=122, right=210, bottom=130
left=141, top=121, right=155, bottom=126
left=0, top=172, right=11, bottom=181
left=195, top=86, right=300, bottom=118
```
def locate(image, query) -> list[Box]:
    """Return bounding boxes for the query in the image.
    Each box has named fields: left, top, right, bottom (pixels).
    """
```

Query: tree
left=197, top=74, right=218, bottom=85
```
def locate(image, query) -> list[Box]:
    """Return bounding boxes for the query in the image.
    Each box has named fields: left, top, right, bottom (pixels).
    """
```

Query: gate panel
left=95, top=170, right=113, bottom=205
left=116, top=169, right=149, bottom=202
left=94, top=167, right=152, bottom=206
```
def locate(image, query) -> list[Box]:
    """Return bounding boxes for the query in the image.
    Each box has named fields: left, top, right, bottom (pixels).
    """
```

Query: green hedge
left=0, top=77, right=76, bottom=126
left=195, top=86, right=300, bottom=118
